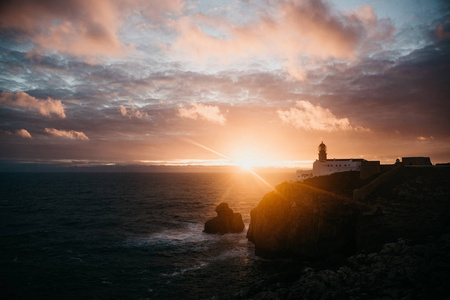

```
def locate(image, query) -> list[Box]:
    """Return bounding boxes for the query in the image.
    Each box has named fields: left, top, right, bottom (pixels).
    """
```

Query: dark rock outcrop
left=204, top=203, right=245, bottom=234
left=247, top=167, right=450, bottom=260
left=246, top=182, right=369, bottom=260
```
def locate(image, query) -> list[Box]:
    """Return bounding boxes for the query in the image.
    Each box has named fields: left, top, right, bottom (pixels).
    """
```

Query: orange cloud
left=178, top=102, right=226, bottom=125
left=277, top=100, right=369, bottom=132
left=16, top=129, right=32, bottom=138
left=0, top=0, right=184, bottom=58
left=0, top=91, right=66, bottom=118
left=172, top=0, right=394, bottom=79
left=45, top=128, right=89, bottom=140
left=3, top=129, right=32, bottom=138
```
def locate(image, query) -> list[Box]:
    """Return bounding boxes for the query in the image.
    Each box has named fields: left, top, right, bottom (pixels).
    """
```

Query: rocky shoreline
left=226, top=166, right=450, bottom=299
left=221, top=233, right=450, bottom=299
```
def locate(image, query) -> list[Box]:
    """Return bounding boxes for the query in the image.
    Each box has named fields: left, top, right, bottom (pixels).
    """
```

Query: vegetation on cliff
left=360, top=166, right=450, bottom=249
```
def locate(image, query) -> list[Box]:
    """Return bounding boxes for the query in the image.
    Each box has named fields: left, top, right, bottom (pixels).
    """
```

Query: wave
left=124, top=223, right=212, bottom=247
left=125, top=222, right=248, bottom=247
left=161, top=261, right=210, bottom=277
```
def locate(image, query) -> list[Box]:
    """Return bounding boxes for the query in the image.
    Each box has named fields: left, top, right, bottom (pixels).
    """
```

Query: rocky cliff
left=224, top=234, right=450, bottom=300
left=247, top=167, right=450, bottom=260
left=246, top=181, right=371, bottom=260
left=358, top=166, right=450, bottom=252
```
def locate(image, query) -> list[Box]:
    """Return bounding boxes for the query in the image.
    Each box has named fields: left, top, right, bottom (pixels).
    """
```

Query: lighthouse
left=296, top=142, right=382, bottom=181
left=318, top=141, right=327, bottom=162
left=312, top=141, right=365, bottom=177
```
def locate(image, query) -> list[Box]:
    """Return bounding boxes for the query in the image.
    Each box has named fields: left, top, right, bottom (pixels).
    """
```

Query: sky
left=0, top=0, right=449, bottom=170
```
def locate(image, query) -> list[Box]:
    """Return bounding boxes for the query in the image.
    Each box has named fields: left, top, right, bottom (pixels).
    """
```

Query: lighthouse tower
left=297, top=141, right=376, bottom=181
left=297, top=141, right=380, bottom=181
left=318, top=141, right=327, bottom=162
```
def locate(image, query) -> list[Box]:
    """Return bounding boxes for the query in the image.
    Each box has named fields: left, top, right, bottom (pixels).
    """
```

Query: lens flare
left=183, top=138, right=275, bottom=190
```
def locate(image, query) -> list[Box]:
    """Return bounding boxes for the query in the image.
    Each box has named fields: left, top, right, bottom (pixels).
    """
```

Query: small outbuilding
left=402, top=157, right=432, bottom=166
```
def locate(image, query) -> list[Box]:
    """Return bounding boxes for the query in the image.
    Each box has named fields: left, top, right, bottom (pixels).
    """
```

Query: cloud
left=178, top=102, right=226, bottom=125
left=120, top=105, right=127, bottom=116
left=306, top=41, right=450, bottom=136
left=277, top=100, right=368, bottom=131
left=437, top=19, right=450, bottom=40
left=133, top=0, right=184, bottom=22
left=172, top=0, right=394, bottom=79
left=45, top=128, right=89, bottom=140
left=3, top=129, right=32, bottom=138
left=0, top=0, right=184, bottom=58
left=16, top=129, right=32, bottom=138
left=119, top=103, right=149, bottom=119
left=0, top=91, right=66, bottom=118
left=417, top=136, right=434, bottom=141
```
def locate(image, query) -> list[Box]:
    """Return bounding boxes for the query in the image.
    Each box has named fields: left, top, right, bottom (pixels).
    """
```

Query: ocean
left=0, top=172, right=298, bottom=299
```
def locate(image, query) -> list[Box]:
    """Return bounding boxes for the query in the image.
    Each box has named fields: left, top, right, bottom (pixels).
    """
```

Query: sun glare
left=237, top=160, right=257, bottom=170
left=183, top=138, right=311, bottom=169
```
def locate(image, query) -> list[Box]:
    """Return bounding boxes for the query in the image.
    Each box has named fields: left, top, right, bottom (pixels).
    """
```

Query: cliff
left=246, top=180, right=370, bottom=260
left=226, top=234, right=450, bottom=300
left=247, top=167, right=450, bottom=260
left=359, top=166, right=450, bottom=251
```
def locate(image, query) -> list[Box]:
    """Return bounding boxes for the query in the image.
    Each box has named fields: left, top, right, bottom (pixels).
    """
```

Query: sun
left=236, top=159, right=257, bottom=170
left=231, top=147, right=268, bottom=170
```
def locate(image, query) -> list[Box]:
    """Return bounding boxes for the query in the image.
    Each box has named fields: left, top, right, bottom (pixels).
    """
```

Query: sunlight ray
left=184, top=138, right=277, bottom=191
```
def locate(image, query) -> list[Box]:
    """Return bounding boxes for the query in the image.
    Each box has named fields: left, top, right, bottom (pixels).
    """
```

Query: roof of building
left=324, top=158, right=365, bottom=162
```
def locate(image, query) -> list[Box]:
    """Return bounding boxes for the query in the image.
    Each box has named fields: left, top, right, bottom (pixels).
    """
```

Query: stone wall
left=360, top=160, right=380, bottom=179
left=402, top=157, right=432, bottom=165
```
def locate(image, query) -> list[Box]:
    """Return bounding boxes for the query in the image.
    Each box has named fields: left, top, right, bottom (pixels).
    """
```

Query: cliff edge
left=247, top=167, right=450, bottom=260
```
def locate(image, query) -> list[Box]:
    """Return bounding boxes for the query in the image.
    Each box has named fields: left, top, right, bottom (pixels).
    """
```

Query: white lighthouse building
left=312, top=142, right=363, bottom=177
left=296, top=142, right=377, bottom=181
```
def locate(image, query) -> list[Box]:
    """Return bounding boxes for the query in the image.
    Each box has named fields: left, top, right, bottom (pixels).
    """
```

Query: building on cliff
left=296, top=142, right=381, bottom=181
left=402, top=157, right=432, bottom=166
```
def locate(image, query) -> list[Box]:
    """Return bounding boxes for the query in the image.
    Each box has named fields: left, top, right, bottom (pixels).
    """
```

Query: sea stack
left=204, top=203, right=245, bottom=234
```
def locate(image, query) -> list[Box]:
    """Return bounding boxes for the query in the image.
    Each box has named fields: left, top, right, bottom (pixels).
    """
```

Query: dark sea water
left=0, top=172, right=297, bottom=299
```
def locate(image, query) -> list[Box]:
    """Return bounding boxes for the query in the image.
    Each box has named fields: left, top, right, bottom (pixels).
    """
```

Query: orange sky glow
left=0, top=0, right=449, bottom=171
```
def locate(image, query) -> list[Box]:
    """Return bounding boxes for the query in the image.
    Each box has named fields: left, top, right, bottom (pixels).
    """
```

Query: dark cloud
left=310, top=40, right=450, bottom=137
